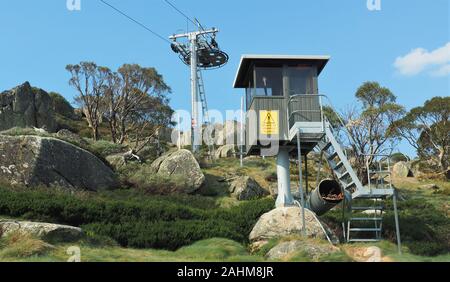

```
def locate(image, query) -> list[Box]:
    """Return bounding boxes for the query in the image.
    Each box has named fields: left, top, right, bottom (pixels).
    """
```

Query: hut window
left=286, top=66, right=317, bottom=95
left=254, top=67, right=283, bottom=97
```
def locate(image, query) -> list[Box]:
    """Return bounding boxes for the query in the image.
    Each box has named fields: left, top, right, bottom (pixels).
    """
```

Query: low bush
left=0, top=231, right=51, bottom=258
left=0, top=187, right=274, bottom=250
left=49, top=92, right=75, bottom=119
left=86, top=140, right=127, bottom=158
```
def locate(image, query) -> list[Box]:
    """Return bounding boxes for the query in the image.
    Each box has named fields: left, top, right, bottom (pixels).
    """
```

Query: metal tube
left=190, top=34, right=199, bottom=153
left=275, top=148, right=294, bottom=208
left=393, top=189, right=402, bottom=255
left=177, top=113, right=181, bottom=150
left=308, top=179, right=344, bottom=216
left=240, top=96, right=244, bottom=167
left=305, top=154, right=308, bottom=195
left=297, top=131, right=306, bottom=236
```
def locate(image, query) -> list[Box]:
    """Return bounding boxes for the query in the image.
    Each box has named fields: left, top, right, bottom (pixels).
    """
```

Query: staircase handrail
left=288, top=94, right=363, bottom=156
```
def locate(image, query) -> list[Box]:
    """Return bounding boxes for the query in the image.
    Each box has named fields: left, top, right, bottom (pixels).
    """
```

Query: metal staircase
left=317, top=120, right=396, bottom=243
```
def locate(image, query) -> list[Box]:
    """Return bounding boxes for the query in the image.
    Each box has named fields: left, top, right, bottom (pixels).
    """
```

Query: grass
left=0, top=232, right=53, bottom=259
left=0, top=238, right=262, bottom=262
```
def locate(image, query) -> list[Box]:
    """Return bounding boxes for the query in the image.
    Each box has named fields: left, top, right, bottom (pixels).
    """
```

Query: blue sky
left=0, top=0, right=449, bottom=156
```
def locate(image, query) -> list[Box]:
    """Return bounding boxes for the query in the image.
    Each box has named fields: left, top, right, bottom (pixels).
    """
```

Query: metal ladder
left=317, top=120, right=395, bottom=243
left=196, top=69, right=210, bottom=125
left=196, top=69, right=215, bottom=158
left=346, top=197, right=385, bottom=242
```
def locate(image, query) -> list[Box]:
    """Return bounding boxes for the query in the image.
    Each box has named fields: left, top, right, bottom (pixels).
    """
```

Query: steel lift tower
left=169, top=22, right=229, bottom=152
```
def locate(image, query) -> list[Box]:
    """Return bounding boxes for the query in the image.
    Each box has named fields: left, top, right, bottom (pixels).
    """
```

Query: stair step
left=338, top=171, right=350, bottom=179
left=333, top=161, right=344, bottom=170
left=327, top=151, right=338, bottom=160
left=320, top=142, right=332, bottom=151
left=348, top=239, right=382, bottom=243
left=349, top=228, right=382, bottom=232
left=350, top=217, right=383, bottom=221
left=352, top=206, right=384, bottom=211
left=346, top=181, right=356, bottom=189
left=369, top=170, right=391, bottom=174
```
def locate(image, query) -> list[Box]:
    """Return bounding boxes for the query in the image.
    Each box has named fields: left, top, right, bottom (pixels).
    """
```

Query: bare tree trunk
left=92, top=126, right=99, bottom=141
left=119, top=118, right=127, bottom=144
left=438, top=147, right=448, bottom=173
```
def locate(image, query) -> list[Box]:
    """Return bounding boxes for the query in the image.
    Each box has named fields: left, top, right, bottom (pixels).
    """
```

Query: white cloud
left=431, top=64, right=450, bottom=77
left=394, top=42, right=450, bottom=76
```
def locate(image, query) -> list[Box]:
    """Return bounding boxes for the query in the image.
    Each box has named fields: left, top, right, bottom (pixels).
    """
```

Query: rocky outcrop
left=392, top=161, right=413, bottom=178
left=0, top=135, right=118, bottom=191
left=0, top=82, right=56, bottom=132
left=249, top=207, right=338, bottom=243
left=150, top=149, right=205, bottom=193
left=266, top=239, right=339, bottom=261
left=228, top=176, right=269, bottom=200
left=0, top=220, right=83, bottom=242
left=214, top=145, right=237, bottom=159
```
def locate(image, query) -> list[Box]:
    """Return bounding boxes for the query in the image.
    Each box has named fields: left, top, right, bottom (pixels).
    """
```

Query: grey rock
left=228, top=176, right=269, bottom=200
left=249, top=207, right=338, bottom=243
left=0, top=82, right=56, bottom=132
left=214, top=144, right=237, bottom=159
left=392, top=161, right=412, bottom=178
left=0, top=135, right=118, bottom=190
left=0, top=220, right=83, bottom=242
left=150, top=149, right=205, bottom=193
left=266, top=239, right=339, bottom=260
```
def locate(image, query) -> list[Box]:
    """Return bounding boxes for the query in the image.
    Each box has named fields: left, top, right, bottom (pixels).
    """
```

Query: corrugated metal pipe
left=308, top=179, right=344, bottom=216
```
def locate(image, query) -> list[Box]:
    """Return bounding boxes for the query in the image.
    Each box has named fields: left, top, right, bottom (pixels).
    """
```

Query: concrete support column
left=275, top=148, right=294, bottom=208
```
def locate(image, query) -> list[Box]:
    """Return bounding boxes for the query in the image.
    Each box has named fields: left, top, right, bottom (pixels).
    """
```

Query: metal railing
left=362, top=152, right=394, bottom=191
left=287, top=94, right=325, bottom=131
left=287, top=94, right=358, bottom=153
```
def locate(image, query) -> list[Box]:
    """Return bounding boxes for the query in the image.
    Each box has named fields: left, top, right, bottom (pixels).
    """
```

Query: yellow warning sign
left=260, top=110, right=279, bottom=135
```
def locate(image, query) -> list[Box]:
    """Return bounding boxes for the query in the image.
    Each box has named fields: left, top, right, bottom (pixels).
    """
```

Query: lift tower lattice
left=169, top=22, right=229, bottom=152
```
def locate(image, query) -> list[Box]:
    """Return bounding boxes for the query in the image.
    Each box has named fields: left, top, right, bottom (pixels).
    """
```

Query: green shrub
left=405, top=242, right=445, bottom=257
left=49, top=92, right=75, bottom=119
left=0, top=127, right=52, bottom=137
left=86, top=140, right=127, bottom=158
left=0, top=187, right=274, bottom=250
left=390, top=153, right=409, bottom=163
